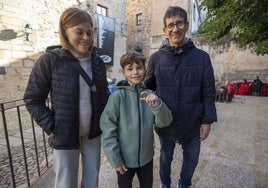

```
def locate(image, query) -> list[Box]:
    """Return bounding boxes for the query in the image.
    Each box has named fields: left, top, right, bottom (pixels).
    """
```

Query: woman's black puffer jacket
left=23, top=47, right=109, bottom=149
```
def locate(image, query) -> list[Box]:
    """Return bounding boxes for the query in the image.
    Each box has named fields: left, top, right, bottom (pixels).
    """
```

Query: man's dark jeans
left=159, top=136, right=200, bottom=186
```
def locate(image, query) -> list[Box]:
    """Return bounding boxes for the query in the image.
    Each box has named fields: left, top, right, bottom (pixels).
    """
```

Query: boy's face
left=122, top=62, right=146, bottom=85
left=163, top=15, right=189, bottom=48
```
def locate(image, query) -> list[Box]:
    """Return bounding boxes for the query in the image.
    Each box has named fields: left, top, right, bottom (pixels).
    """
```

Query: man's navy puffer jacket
left=144, top=38, right=217, bottom=144
left=23, top=47, right=109, bottom=149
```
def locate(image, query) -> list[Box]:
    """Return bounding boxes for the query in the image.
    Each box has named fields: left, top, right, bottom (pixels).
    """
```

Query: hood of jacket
left=159, top=37, right=195, bottom=56
left=45, top=45, right=99, bottom=62
left=115, top=79, right=147, bottom=91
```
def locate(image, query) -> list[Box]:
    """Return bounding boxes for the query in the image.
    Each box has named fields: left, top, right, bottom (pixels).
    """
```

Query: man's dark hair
left=163, top=6, right=188, bottom=27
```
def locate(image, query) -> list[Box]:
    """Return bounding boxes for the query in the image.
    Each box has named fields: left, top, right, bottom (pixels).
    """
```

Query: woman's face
left=65, top=22, right=93, bottom=56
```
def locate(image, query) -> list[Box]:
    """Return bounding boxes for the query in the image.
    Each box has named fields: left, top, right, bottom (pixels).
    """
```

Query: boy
left=100, top=50, right=173, bottom=188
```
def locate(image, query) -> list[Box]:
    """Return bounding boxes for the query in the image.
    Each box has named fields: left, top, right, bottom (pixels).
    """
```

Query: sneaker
left=161, top=183, right=171, bottom=188
left=177, top=179, right=189, bottom=188
left=177, top=181, right=181, bottom=188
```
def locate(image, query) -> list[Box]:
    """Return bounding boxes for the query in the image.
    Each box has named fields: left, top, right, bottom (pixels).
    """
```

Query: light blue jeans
left=53, top=135, right=101, bottom=188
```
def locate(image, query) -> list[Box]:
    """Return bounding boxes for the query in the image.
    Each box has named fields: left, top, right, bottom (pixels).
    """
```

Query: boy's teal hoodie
left=100, top=80, right=173, bottom=168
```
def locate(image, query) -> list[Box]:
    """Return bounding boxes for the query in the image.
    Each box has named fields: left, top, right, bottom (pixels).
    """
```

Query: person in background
left=214, top=79, right=221, bottom=90
left=144, top=6, right=217, bottom=188
left=108, top=78, right=117, bottom=94
left=216, top=86, right=228, bottom=102
left=23, top=7, right=109, bottom=188
left=225, top=80, right=235, bottom=101
left=237, top=79, right=250, bottom=95
left=100, top=50, right=173, bottom=188
left=250, top=75, right=263, bottom=96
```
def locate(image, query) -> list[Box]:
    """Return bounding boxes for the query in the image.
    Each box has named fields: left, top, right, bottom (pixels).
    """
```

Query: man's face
left=163, top=15, right=189, bottom=48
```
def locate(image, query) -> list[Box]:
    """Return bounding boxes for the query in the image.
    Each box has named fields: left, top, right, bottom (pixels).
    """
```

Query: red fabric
left=237, top=83, right=250, bottom=95
left=260, top=83, right=268, bottom=96
left=227, top=84, right=235, bottom=97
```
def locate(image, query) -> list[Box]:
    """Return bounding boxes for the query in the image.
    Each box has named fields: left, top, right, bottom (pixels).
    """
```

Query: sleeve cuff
left=151, top=98, right=162, bottom=108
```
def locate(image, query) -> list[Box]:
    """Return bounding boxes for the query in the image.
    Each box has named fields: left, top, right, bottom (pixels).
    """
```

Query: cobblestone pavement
left=1, top=95, right=268, bottom=188
left=0, top=126, right=53, bottom=188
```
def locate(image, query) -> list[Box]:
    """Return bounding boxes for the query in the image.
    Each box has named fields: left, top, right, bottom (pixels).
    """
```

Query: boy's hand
left=140, top=91, right=150, bottom=99
left=140, top=91, right=160, bottom=106
left=115, top=164, right=128, bottom=175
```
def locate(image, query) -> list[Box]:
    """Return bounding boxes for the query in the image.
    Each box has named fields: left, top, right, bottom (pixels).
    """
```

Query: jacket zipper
left=135, top=86, right=141, bottom=167
left=174, top=55, right=182, bottom=144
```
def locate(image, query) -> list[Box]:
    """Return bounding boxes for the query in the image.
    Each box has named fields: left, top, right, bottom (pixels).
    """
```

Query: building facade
left=0, top=0, right=127, bottom=101
left=125, top=0, right=268, bottom=84
left=0, top=0, right=267, bottom=101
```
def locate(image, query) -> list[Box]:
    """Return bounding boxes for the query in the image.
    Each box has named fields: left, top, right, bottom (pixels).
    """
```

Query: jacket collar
left=46, top=45, right=98, bottom=62
left=115, top=80, right=146, bottom=91
left=159, top=38, right=195, bottom=55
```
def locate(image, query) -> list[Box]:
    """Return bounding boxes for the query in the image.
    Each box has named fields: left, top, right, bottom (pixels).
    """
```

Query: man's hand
left=115, top=164, right=128, bottom=175
left=200, top=124, right=211, bottom=141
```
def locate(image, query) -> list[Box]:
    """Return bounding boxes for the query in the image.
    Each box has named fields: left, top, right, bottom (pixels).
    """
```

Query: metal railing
left=0, top=99, right=52, bottom=188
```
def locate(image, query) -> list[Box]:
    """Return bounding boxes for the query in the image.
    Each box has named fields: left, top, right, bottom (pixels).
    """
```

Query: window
left=97, top=4, right=108, bottom=16
left=136, top=13, right=142, bottom=26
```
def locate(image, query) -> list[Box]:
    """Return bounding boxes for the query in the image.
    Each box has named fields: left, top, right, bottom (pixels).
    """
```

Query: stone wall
left=0, top=0, right=127, bottom=102
left=0, top=0, right=77, bottom=101
left=192, top=37, right=268, bottom=84
left=149, top=35, right=268, bottom=85
left=0, top=0, right=267, bottom=102
left=93, top=0, right=127, bottom=81
left=126, top=0, right=152, bottom=59
left=126, top=0, right=268, bottom=85
left=126, top=0, right=190, bottom=58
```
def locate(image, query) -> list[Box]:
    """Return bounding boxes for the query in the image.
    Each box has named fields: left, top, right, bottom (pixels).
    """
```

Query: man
left=144, top=6, right=217, bottom=188
left=250, top=75, right=263, bottom=96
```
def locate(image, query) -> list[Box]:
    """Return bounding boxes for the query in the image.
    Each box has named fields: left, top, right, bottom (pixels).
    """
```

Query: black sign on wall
left=96, top=14, right=115, bottom=66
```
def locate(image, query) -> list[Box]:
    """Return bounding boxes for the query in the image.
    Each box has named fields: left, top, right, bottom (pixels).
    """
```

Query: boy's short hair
left=120, top=50, right=146, bottom=69
left=163, top=6, right=188, bottom=27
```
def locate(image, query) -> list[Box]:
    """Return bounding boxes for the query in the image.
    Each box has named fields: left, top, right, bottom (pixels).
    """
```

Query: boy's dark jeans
left=159, top=136, right=200, bottom=186
left=117, top=159, right=153, bottom=188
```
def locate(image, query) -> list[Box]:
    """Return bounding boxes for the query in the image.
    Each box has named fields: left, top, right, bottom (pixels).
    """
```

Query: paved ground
left=24, top=96, right=268, bottom=187
left=0, top=104, right=50, bottom=187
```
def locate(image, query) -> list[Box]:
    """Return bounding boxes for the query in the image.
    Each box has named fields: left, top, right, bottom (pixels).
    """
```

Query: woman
left=23, top=7, right=109, bottom=188
left=237, top=79, right=250, bottom=95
